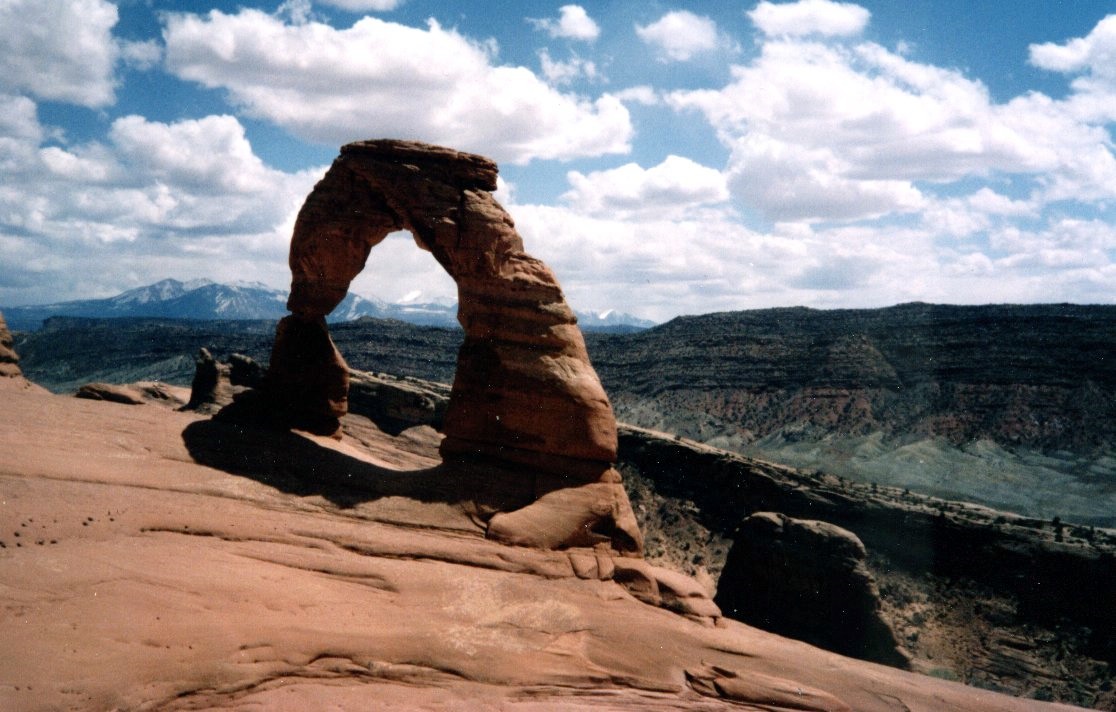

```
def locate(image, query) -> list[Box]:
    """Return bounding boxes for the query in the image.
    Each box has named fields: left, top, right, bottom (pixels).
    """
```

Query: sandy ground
left=0, top=383, right=1087, bottom=711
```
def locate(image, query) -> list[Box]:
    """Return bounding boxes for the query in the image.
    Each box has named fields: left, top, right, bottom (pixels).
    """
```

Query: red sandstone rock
left=0, top=387, right=1077, bottom=711
left=266, top=140, right=638, bottom=552
left=0, top=311, right=46, bottom=393
left=0, top=312, right=23, bottom=379
left=282, top=140, right=615, bottom=466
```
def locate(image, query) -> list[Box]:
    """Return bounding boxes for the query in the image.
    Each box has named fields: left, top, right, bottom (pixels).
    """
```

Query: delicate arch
left=273, top=140, right=617, bottom=470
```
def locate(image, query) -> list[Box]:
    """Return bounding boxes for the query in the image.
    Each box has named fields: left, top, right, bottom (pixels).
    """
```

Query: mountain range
left=0, top=278, right=655, bottom=332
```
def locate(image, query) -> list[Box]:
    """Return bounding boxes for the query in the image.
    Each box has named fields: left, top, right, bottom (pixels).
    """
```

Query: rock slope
left=0, top=385, right=1085, bottom=711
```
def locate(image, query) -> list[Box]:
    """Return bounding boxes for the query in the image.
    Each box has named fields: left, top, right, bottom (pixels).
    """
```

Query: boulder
left=715, top=511, right=910, bottom=668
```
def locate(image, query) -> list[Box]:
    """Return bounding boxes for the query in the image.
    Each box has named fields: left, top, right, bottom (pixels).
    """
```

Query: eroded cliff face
left=588, top=304, right=1116, bottom=525
left=249, top=140, right=640, bottom=553
left=593, top=304, right=1116, bottom=451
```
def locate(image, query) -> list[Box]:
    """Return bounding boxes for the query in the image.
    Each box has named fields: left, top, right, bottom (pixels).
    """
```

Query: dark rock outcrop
left=184, top=350, right=263, bottom=414
left=715, top=512, right=910, bottom=668
left=348, top=370, right=450, bottom=435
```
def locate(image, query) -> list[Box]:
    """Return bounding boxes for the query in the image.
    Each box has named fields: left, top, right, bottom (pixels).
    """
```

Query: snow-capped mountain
left=1, top=279, right=655, bottom=332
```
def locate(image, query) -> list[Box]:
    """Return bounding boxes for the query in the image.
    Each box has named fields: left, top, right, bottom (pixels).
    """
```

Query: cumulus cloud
left=0, top=109, right=323, bottom=305
left=1029, top=15, right=1116, bottom=73
left=1029, top=15, right=1116, bottom=123
left=506, top=197, right=1056, bottom=318
left=319, top=0, right=404, bottom=11
left=636, top=11, right=720, bottom=62
left=749, top=0, right=870, bottom=38
left=529, top=5, right=600, bottom=41
left=612, top=86, right=659, bottom=106
left=562, top=155, right=729, bottom=217
left=162, top=9, right=631, bottom=164
left=668, top=36, right=1116, bottom=221
left=120, top=40, right=163, bottom=70
left=920, top=188, right=1037, bottom=239
left=538, top=50, right=599, bottom=86
left=0, top=0, right=121, bottom=107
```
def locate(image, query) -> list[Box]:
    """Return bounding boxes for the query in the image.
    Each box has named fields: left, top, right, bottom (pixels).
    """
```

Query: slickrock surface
left=260, top=139, right=639, bottom=552
left=0, top=386, right=1084, bottom=711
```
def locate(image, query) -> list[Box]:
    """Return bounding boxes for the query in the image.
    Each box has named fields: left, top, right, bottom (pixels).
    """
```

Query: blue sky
left=2, top=0, right=1115, bottom=321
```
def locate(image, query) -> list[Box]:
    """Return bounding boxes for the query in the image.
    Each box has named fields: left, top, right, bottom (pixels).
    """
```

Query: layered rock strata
left=261, top=140, right=640, bottom=553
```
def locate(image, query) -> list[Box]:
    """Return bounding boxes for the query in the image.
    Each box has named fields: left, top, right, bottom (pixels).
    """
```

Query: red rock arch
left=266, top=140, right=639, bottom=552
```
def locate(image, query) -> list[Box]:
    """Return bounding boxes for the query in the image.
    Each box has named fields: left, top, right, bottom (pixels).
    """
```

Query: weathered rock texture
left=76, top=381, right=188, bottom=408
left=263, top=140, right=639, bottom=552
left=0, top=385, right=1083, bottom=711
left=184, top=349, right=265, bottom=414
left=715, top=512, right=910, bottom=668
left=0, top=312, right=23, bottom=379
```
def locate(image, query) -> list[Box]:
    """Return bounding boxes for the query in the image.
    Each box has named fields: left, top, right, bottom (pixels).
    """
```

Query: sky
left=2, top=0, right=1115, bottom=322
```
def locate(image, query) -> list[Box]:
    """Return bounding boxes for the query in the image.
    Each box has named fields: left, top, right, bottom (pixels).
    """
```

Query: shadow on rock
left=181, top=417, right=534, bottom=515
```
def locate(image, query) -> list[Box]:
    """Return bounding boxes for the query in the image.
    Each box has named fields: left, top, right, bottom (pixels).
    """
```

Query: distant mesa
left=231, top=139, right=643, bottom=554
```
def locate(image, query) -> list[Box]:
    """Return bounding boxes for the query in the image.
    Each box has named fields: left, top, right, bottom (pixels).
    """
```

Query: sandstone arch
left=264, top=140, right=641, bottom=553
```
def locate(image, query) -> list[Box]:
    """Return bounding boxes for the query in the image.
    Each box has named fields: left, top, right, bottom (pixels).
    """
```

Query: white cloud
left=120, top=40, right=163, bottom=71
left=749, top=0, right=870, bottom=38
left=0, top=95, right=43, bottom=172
left=539, top=50, right=598, bottom=86
left=613, top=86, right=659, bottom=106
left=0, top=0, right=120, bottom=107
left=724, top=133, right=925, bottom=222
left=162, top=10, right=631, bottom=164
left=669, top=36, right=1116, bottom=221
left=318, top=0, right=403, bottom=11
left=636, top=11, right=720, bottom=62
left=1030, top=15, right=1116, bottom=123
left=0, top=109, right=324, bottom=305
left=1029, top=15, right=1116, bottom=73
left=562, top=155, right=729, bottom=217
left=920, top=188, right=1036, bottom=239
left=529, top=5, right=600, bottom=41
